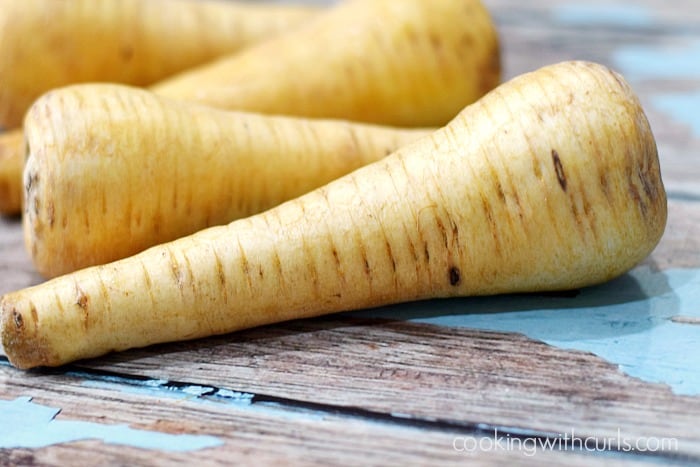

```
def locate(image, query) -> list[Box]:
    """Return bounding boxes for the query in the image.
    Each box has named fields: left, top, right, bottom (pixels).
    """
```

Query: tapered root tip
left=0, top=295, right=53, bottom=369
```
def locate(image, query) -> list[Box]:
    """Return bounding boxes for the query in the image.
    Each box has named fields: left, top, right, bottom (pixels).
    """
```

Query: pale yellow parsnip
left=1, top=61, right=666, bottom=369
left=23, top=84, right=432, bottom=278
left=151, top=0, right=501, bottom=127
left=0, top=0, right=319, bottom=128
left=0, top=130, right=23, bottom=214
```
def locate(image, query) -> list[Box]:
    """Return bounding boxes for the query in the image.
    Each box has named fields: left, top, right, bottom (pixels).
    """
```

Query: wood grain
left=0, top=216, right=40, bottom=296
left=73, top=317, right=700, bottom=459
left=1, top=0, right=699, bottom=465
left=0, top=364, right=661, bottom=467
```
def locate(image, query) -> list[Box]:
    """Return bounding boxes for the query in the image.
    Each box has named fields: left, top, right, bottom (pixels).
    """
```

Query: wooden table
left=1, top=0, right=699, bottom=465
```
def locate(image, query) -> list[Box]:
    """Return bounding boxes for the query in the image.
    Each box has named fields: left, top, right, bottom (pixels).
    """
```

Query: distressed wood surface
left=0, top=349, right=688, bottom=467
left=0, top=364, right=672, bottom=467
left=1, top=0, right=700, bottom=465
left=76, top=316, right=700, bottom=456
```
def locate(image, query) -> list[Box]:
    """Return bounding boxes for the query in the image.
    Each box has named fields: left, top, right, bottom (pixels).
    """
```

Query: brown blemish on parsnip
left=551, top=149, right=567, bottom=191
left=449, top=267, right=461, bottom=286
left=12, top=308, right=23, bottom=329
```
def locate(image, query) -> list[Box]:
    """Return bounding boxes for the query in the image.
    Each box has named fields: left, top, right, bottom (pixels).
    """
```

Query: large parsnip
left=0, top=0, right=318, bottom=128
left=1, top=62, right=666, bottom=369
left=23, top=84, right=432, bottom=278
left=152, top=0, right=501, bottom=127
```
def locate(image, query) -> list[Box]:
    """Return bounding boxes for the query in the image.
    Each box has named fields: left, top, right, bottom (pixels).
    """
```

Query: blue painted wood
left=0, top=396, right=222, bottom=451
left=352, top=267, right=700, bottom=395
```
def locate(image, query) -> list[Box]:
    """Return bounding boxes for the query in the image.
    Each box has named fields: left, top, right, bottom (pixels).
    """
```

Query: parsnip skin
left=152, top=0, right=501, bottom=127
left=1, top=62, right=666, bottom=369
left=0, top=0, right=501, bottom=216
left=0, top=130, right=23, bottom=214
left=0, top=130, right=23, bottom=215
left=23, top=85, right=432, bottom=278
left=0, top=0, right=318, bottom=128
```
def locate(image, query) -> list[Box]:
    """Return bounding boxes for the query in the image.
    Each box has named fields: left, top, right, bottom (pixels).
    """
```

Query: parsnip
left=0, top=61, right=666, bottom=369
left=0, top=130, right=23, bottom=214
left=151, top=0, right=501, bottom=127
left=0, top=0, right=501, bottom=216
left=0, top=0, right=318, bottom=128
left=23, top=84, right=432, bottom=278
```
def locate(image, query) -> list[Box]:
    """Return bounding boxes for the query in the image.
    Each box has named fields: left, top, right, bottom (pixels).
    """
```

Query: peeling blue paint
left=78, top=373, right=325, bottom=423
left=214, top=388, right=255, bottom=405
left=352, top=267, right=700, bottom=396
left=0, top=397, right=223, bottom=451
left=552, top=4, right=653, bottom=28
left=80, top=374, right=254, bottom=407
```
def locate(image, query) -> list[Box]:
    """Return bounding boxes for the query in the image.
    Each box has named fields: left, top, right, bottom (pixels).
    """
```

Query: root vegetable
left=0, top=130, right=23, bottom=214
left=0, top=0, right=501, bottom=216
left=0, top=61, right=666, bottom=369
left=0, top=0, right=319, bottom=128
left=150, top=0, right=501, bottom=127
left=23, top=84, right=432, bottom=278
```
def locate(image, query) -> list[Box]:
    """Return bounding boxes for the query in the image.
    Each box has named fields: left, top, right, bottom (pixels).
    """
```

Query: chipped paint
left=77, top=371, right=325, bottom=423
left=78, top=372, right=254, bottom=407
left=0, top=396, right=223, bottom=451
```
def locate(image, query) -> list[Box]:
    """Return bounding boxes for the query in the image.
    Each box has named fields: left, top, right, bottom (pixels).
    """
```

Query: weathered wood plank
left=69, top=316, right=700, bottom=460
left=0, top=365, right=661, bottom=466
left=0, top=216, right=41, bottom=296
